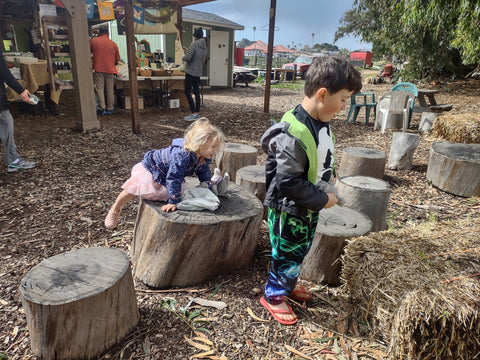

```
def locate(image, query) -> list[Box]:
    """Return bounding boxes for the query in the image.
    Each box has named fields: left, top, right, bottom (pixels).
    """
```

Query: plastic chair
left=374, top=91, right=415, bottom=133
left=346, top=92, right=376, bottom=126
left=391, top=82, right=418, bottom=128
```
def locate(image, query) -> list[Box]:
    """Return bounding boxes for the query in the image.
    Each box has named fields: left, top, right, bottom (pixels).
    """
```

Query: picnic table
left=417, top=89, right=438, bottom=108
left=233, top=66, right=258, bottom=87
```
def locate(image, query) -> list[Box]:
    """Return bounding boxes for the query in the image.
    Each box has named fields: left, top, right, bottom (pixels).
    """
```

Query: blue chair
left=346, top=92, right=376, bottom=126
left=391, top=82, right=418, bottom=128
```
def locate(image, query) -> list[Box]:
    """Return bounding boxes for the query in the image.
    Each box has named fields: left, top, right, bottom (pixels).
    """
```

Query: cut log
left=336, top=175, right=392, bottom=232
left=236, top=165, right=267, bottom=219
left=419, top=112, right=437, bottom=133
left=426, top=142, right=480, bottom=197
left=19, top=247, right=139, bottom=360
left=339, top=147, right=386, bottom=179
left=388, top=132, right=420, bottom=170
left=215, top=142, right=257, bottom=182
left=132, top=178, right=263, bottom=288
left=300, top=205, right=371, bottom=286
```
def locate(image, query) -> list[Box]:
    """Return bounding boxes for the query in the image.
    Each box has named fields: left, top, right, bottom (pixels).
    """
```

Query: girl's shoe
left=105, top=208, right=120, bottom=229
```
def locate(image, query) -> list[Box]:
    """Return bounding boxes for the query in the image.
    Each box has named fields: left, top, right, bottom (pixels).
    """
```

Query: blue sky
left=186, top=0, right=371, bottom=51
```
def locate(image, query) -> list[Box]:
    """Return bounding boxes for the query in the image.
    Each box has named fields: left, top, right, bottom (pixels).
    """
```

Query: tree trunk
left=419, top=112, right=437, bottom=134
left=235, top=165, right=267, bottom=220
left=215, top=142, right=257, bottom=182
left=132, top=178, right=263, bottom=288
left=388, top=132, right=419, bottom=170
left=339, top=146, right=386, bottom=179
left=301, top=205, right=371, bottom=286
left=426, top=142, right=480, bottom=197
left=19, top=247, right=139, bottom=360
left=336, top=175, right=392, bottom=232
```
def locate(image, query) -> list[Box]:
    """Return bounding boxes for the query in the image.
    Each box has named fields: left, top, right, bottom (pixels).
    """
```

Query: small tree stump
left=19, top=247, right=139, bottom=360
left=388, top=132, right=420, bottom=170
left=336, top=175, right=392, bottom=232
left=215, top=142, right=257, bottom=182
left=132, top=178, right=263, bottom=288
left=300, top=205, right=371, bottom=286
left=339, top=147, right=386, bottom=179
left=236, top=165, right=267, bottom=219
left=426, top=142, right=480, bottom=197
left=419, top=112, right=437, bottom=133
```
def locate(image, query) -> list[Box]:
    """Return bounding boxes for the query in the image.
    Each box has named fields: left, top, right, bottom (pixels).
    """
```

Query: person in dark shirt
left=0, top=51, right=36, bottom=172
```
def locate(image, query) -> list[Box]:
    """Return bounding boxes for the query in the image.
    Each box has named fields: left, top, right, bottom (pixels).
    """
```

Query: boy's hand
left=324, top=193, right=338, bottom=209
left=162, top=204, right=177, bottom=212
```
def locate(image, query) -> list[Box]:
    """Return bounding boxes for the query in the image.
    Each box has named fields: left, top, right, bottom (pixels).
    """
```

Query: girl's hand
left=161, top=204, right=177, bottom=212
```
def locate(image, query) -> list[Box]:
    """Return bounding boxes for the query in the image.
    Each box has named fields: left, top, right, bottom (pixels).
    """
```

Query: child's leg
left=105, top=190, right=135, bottom=229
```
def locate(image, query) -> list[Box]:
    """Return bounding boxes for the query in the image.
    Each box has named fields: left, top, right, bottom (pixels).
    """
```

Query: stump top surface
left=223, top=142, right=258, bottom=154
left=339, top=175, right=392, bottom=191
left=344, top=147, right=386, bottom=159
left=236, top=165, right=265, bottom=182
left=19, top=247, right=130, bottom=305
left=316, top=205, right=372, bottom=237
left=432, top=142, right=480, bottom=163
left=144, top=178, right=263, bottom=225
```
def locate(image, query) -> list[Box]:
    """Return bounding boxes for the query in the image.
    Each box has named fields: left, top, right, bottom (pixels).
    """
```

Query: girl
left=105, top=118, right=224, bottom=229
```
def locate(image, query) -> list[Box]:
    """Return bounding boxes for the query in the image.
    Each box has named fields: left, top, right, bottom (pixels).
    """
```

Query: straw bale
left=432, top=113, right=480, bottom=144
left=341, top=217, right=480, bottom=359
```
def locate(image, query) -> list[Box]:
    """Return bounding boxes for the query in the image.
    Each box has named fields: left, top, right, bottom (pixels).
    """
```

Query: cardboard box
left=124, top=95, right=144, bottom=110
left=136, top=58, right=149, bottom=67
left=169, top=99, right=180, bottom=108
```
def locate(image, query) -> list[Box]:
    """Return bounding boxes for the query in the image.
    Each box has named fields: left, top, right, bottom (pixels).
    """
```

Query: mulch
left=1, top=78, right=479, bottom=359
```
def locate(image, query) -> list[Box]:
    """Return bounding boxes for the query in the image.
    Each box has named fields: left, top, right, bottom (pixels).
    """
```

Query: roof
left=182, top=8, right=244, bottom=30
left=244, top=40, right=268, bottom=52
left=273, top=44, right=295, bottom=53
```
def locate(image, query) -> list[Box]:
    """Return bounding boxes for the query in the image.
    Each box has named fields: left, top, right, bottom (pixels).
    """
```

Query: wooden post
left=419, top=112, right=437, bottom=133
left=339, top=147, right=386, bottom=179
left=236, top=164, right=267, bottom=219
left=132, top=178, right=263, bottom=288
left=215, top=142, right=257, bottom=183
left=336, top=175, right=392, bottom=232
left=300, top=205, right=372, bottom=286
left=426, top=142, right=480, bottom=197
left=388, top=132, right=420, bottom=170
left=19, top=247, right=139, bottom=360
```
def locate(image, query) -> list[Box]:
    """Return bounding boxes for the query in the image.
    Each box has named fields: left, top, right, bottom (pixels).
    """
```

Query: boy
left=260, top=56, right=362, bottom=325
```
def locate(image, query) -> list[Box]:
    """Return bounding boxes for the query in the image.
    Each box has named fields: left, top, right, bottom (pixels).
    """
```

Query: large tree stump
left=215, top=142, right=257, bottom=182
left=19, top=247, right=139, bottom=360
left=426, top=142, right=480, bottom=197
left=132, top=178, right=263, bottom=288
left=388, top=132, right=420, bottom=170
left=300, top=205, right=371, bottom=286
left=336, top=175, right=392, bottom=232
left=236, top=165, right=267, bottom=219
left=419, top=112, right=437, bottom=134
left=339, top=147, right=386, bottom=179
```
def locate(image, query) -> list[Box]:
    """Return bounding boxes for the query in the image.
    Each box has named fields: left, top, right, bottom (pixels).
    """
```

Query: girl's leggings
left=264, top=208, right=319, bottom=303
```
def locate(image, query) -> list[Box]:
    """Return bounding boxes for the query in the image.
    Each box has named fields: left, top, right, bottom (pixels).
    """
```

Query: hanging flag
left=114, top=0, right=125, bottom=18
left=133, top=5, right=145, bottom=24
left=55, top=0, right=65, bottom=8
left=86, top=0, right=94, bottom=19
left=98, top=1, right=115, bottom=21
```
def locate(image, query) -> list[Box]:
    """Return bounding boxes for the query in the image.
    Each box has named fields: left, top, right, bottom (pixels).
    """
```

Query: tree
left=236, top=38, right=254, bottom=48
left=335, top=0, right=479, bottom=80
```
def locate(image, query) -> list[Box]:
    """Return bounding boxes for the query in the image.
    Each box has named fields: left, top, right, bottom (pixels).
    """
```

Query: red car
left=282, top=55, right=322, bottom=79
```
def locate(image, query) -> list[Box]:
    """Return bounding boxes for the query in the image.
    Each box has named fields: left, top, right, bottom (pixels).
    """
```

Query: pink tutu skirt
left=122, top=162, right=184, bottom=201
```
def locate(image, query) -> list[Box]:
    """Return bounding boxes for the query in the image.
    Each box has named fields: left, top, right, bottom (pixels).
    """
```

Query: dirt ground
left=1, top=77, right=479, bottom=360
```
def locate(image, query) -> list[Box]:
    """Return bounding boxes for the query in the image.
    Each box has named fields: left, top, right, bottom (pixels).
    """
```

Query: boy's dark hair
left=304, top=56, right=362, bottom=97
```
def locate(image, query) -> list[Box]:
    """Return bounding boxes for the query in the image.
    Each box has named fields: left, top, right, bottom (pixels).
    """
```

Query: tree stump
left=132, top=178, right=263, bottom=288
left=419, top=112, right=437, bottom=134
left=339, top=147, right=386, bottom=179
left=426, top=142, right=480, bottom=197
left=336, top=175, right=392, bottom=232
left=215, top=142, right=257, bottom=182
left=300, top=205, right=371, bottom=286
left=236, top=165, right=267, bottom=219
left=19, top=247, right=139, bottom=360
left=388, top=132, right=420, bottom=170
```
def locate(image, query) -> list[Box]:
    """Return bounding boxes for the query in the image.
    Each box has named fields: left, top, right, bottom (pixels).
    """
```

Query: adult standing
left=182, top=27, right=208, bottom=121
left=90, top=25, right=120, bottom=115
left=0, top=51, right=36, bottom=173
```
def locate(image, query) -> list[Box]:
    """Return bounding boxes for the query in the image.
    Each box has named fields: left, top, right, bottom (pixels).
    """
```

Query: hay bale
left=432, top=113, right=480, bottom=144
left=341, top=217, right=480, bottom=359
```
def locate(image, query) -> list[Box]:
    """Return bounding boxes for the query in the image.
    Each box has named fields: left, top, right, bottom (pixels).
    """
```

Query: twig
left=135, top=287, right=208, bottom=294
left=18, top=238, right=46, bottom=245
left=425, top=248, right=479, bottom=258
left=440, top=273, right=480, bottom=284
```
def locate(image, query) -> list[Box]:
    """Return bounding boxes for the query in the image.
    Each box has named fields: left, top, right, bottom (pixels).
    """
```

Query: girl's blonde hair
left=184, top=117, right=225, bottom=152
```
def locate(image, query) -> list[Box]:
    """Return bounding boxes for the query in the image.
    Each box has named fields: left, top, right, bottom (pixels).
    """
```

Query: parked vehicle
left=349, top=51, right=373, bottom=68
left=282, top=55, right=321, bottom=79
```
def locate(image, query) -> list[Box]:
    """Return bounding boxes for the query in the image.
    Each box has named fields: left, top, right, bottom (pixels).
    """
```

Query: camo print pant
left=264, top=208, right=319, bottom=302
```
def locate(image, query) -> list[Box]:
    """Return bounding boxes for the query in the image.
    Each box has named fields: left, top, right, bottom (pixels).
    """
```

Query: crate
left=123, top=95, right=144, bottom=110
